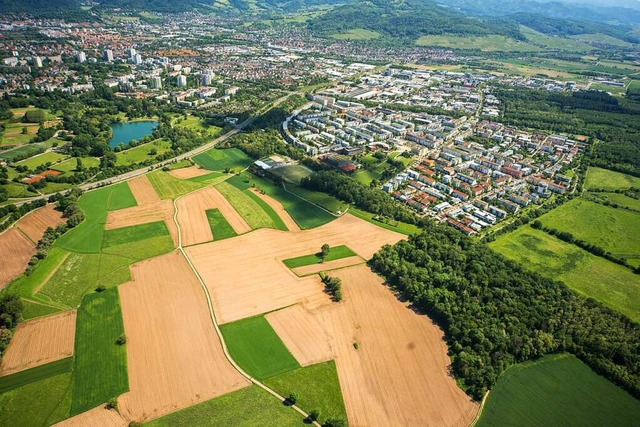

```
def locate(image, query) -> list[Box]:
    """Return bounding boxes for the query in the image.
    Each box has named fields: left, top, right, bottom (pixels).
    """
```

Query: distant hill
left=0, top=0, right=78, bottom=12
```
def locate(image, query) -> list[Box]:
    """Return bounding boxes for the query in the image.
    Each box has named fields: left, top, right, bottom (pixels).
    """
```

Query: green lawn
left=538, top=198, right=640, bottom=266
left=193, top=148, right=253, bottom=172
left=4, top=182, right=36, bottom=198
left=102, top=221, right=170, bottom=248
left=145, top=386, right=303, bottom=427
left=585, top=167, right=640, bottom=191
left=349, top=207, right=422, bottom=236
left=14, top=151, right=68, bottom=170
left=477, top=354, right=640, bottom=427
left=220, top=316, right=300, bottom=380
left=270, top=164, right=313, bottom=185
left=55, top=183, right=137, bottom=253
left=0, top=372, right=72, bottom=427
left=284, top=184, right=345, bottom=215
left=70, top=288, right=128, bottom=415
left=283, top=245, right=357, bottom=269
left=206, top=209, right=238, bottom=240
left=490, top=225, right=640, bottom=322
left=0, top=357, right=72, bottom=393
left=115, top=139, right=172, bottom=166
left=174, top=115, right=221, bottom=137
left=147, top=170, right=205, bottom=199
left=215, top=181, right=276, bottom=230
left=53, top=157, right=100, bottom=173
left=263, top=361, right=347, bottom=425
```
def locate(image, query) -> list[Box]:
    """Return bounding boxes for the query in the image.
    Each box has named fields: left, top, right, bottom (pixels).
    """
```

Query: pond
left=108, top=121, right=158, bottom=148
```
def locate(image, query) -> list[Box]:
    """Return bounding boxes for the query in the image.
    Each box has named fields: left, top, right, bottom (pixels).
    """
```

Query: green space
left=588, top=192, right=640, bottom=211
left=0, top=357, right=72, bottom=393
left=187, top=171, right=229, bottom=185
left=193, top=148, right=253, bottom=172
left=173, top=115, right=221, bottom=136
left=283, top=245, right=357, bottom=269
left=585, top=167, right=640, bottom=191
left=570, top=33, right=635, bottom=48
left=206, top=209, right=238, bottom=240
left=489, top=225, right=640, bottom=322
left=477, top=354, right=640, bottom=427
left=245, top=189, right=288, bottom=231
left=102, top=221, right=170, bottom=248
left=55, top=183, right=137, bottom=253
left=20, top=300, right=61, bottom=320
left=416, top=35, right=541, bottom=52
left=70, top=288, right=128, bottom=415
left=0, top=122, right=39, bottom=146
left=264, top=361, right=347, bottom=425
left=284, top=183, right=345, bottom=214
left=353, top=168, right=380, bottom=185
left=349, top=207, right=422, bottom=236
left=115, top=139, right=172, bottom=166
left=0, top=372, right=72, bottom=427
left=270, top=164, right=313, bottom=185
left=538, top=198, right=640, bottom=267
left=145, top=386, right=303, bottom=427
left=53, top=157, right=100, bottom=173
left=14, top=151, right=67, bottom=170
left=520, top=26, right=594, bottom=52
left=331, top=28, right=380, bottom=40
left=0, top=143, right=47, bottom=162
left=220, top=315, right=300, bottom=380
left=228, top=173, right=336, bottom=229
left=165, top=159, right=192, bottom=170
left=4, top=182, right=36, bottom=198
left=147, top=170, right=206, bottom=199
left=215, top=181, right=277, bottom=230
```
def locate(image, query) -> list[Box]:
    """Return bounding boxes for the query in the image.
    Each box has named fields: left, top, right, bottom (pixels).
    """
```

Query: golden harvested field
left=17, top=204, right=65, bottom=243
left=0, top=229, right=35, bottom=288
left=168, top=166, right=210, bottom=179
left=248, top=188, right=300, bottom=232
left=185, top=214, right=405, bottom=324
left=54, top=405, right=127, bottom=427
left=127, top=175, right=160, bottom=205
left=291, top=256, right=364, bottom=276
left=176, top=187, right=250, bottom=247
left=268, top=265, right=478, bottom=427
left=105, top=200, right=178, bottom=246
left=117, top=251, right=250, bottom=422
left=0, top=310, right=76, bottom=375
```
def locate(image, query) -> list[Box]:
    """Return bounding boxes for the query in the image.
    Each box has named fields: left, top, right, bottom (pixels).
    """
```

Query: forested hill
left=307, top=0, right=522, bottom=40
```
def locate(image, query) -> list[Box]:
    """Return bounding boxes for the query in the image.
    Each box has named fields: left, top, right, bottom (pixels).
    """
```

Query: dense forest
left=302, top=169, right=640, bottom=400
left=492, top=88, right=640, bottom=176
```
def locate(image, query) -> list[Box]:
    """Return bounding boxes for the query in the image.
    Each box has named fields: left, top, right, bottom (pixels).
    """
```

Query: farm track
left=171, top=191, right=321, bottom=426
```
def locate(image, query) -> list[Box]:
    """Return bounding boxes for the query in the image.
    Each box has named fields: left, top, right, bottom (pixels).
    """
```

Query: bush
left=287, top=392, right=298, bottom=405
left=116, top=334, right=127, bottom=345
left=106, top=398, right=118, bottom=410
left=308, top=409, right=320, bottom=422
left=323, top=419, right=346, bottom=427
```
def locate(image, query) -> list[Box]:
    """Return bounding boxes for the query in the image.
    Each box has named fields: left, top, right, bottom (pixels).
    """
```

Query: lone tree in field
left=287, top=392, right=298, bottom=405
left=320, top=244, right=330, bottom=262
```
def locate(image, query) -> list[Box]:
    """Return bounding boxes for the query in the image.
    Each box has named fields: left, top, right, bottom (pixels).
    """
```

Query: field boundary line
left=470, top=390, right=490, bottom=426
left=172, top=195, right=321, bottom=426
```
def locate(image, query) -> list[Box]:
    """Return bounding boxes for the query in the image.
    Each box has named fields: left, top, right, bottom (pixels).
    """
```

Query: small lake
left=108, top=121, right=158, bottom=148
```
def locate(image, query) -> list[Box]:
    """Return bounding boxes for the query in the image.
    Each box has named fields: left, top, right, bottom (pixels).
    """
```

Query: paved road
left=10, top=92, right=298, bottom=206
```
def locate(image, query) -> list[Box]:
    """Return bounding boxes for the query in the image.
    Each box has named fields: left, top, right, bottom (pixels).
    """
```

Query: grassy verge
left=206, top=209, right=238, bottom=240
left=349, top=207, right=422, bottom=236
left=70, top=288, right=128, bottom=415
left=220, top=316, right=300, bottom=380
left=477, top=353, right=640, bottom=427
left=283, top=245, right=356, bottom=268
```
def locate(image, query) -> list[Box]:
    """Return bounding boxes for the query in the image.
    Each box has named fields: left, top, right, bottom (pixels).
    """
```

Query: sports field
left=193, top=148, right=253, bottom=171
left=490, top=225, right=640, bottom=322
left=477, top=354, right=640, bottom=427
left=585, top=167, right=640, bottom=190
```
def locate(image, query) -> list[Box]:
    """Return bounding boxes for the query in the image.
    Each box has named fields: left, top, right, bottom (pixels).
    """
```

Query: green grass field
left=538, top=198, right=640, bottom=266
left=147, top=170, right=205, bottom=199
left=520, top=26, right=595, bottom=52
left=349, top=207, right=422, bottom=236
left=55, top=183, right=137, bottom=253
left=270, top=164, right=313, bottom=184
left=477, top=354, right=640, bottom=427
left=0, top=371, right=72, bottom=427
left=193, top=148, right=253, bottom=172
left=145, top=386, right=303, bottom=427
left=0, top=122, right=39, bottom=147
left=570, top=33, right=634, bottom=47
left=102, top=221, right=170, bottom=248
left=70, top=288, right=128, bottom=415
left=263, top=361, right=347, bottom=425
left=0, top=357, right=72, bottom=393
left=284, top=184, right=345, bottom=215
left=4, top=182, right=36, bottom=198
left=490, top=225, right=640, bottom=322
left=416, top=34, right=541, bottom=52
left=245, top=189, right=288, bottom=231
left=173, top=115, right=221, bottom=137
left=331, top=28, right=380, bottom=40
left=14, top=151, right=68, bottom=170
left=0, top=143, right=46, bottom=162
left=115, top=139, right=172, bottom=166
left=215, top=181, right=277, bottom=230
left=220, top=316, right=300, bottom=380
left=206, top=209, right=238, bottom=240
left=588, top=192, right=640, bottom=211
left=53, top=157, right=100, bottom=173
left=585, top=167, right=640, bottom=191
left=283, top=245, right=357, bottom=269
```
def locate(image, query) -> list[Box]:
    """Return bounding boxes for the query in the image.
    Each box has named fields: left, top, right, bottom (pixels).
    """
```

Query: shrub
left=116, top=334, right=127, bottom=345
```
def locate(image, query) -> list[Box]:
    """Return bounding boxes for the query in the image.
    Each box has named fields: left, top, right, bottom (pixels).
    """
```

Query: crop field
left=215, top=181, right=278, bottom=230
left=477, top=354, right=640, bottom=427
left=490, top=225, right=640, bottom=322
left=220, top=315, right=300, bottom=380
left=284, top=183, right=345, bottom=215
left=585, top=167, right=640, bottom=190
left=105, top=200, right=177, bottom=246
left=570, top=33, right=634, bottom=47
left=263, top=361, right=347, bottom=425
left=167, top=166, right=211, bottom=179
left=115, top=139, right=172, bottom=166
left=206, top=209, right=237, bottom=240
left=193, top=148, right=253, bottom=171
left=0, top=143, right=46, bottom=162
left=245, top=189, right=288, bottom=231
left=0, top=122, right=39, bottom=146
left=538, top=198, right=640, bottom=266
left=0, top=356, right=72, bottom=393
left=283, top=245, right=356, bottom=268
left=416, top=35, right=541, bottom=52
left=269, top=164, right=313, bottom=184
left=145, top=386, right=303, bottom=427
left=117, top=252, right=248, bottom=421
left=14, top=151, right=68, bottom=170
left=70, top=288, right=128, bottom=415
left=147, top=170, right=205, bottom=199
left=102, top=221, right=170, bottom=248
left=248, top=188, right=299, bottom=232
left=0, top=311, right=76, bottom=375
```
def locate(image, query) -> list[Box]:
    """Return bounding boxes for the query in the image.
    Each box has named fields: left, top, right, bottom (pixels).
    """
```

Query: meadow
left=490, top=225, right=640, bottom=322
left=0, top=143, right=47, bottom=162
left=331, top=28, right=380, bottom=40
left=588, top=192, right=640, bottom=211
left=193, top=148, right=253, bottom=172
left=0, top=357, right=72, bottom=393
left=115, top=139, right=172, bottom=166
left=53, top=157, right=100, bottom=173
left=585, top=167, right=640, bottom=190
left=206, top=209, right=238, bottom=240
left=215, top=181, right=279, bottom=230
left=477, top=354, right=640, bottom=427
left=270, top=164, right=313, bottom=185
left=14, top=151, right=68, bottom=170
left=283, top=245, right=356, bottom=268
left=147, top=170, right=206, bottom=199
left=101, top=221, right=170, bottom=248
left=70, top=288, right=128, bottom=415
left=415, top=35, right=541, bottom=52
left=349, top=207, right=422, bottom=236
